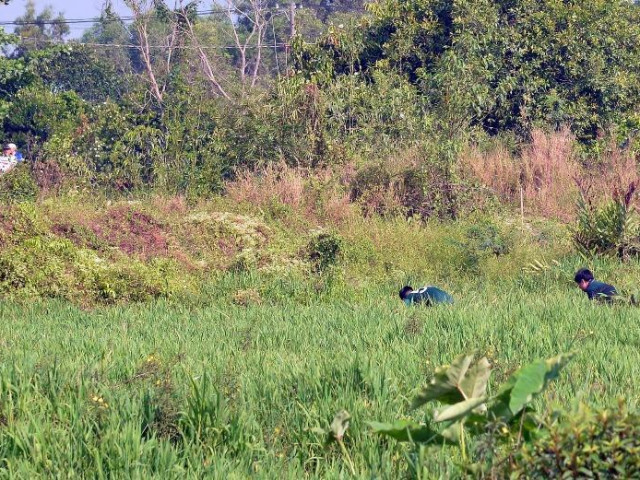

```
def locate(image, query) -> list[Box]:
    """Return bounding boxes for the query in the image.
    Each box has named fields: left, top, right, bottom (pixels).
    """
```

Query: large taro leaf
left=434, top=396, right=488, bottom=423
left=460, top=358, right=491, bottom=401
left=491, top=353, right=574, bottom=420
left=368, top=420, right=445, bottom=443
left=440, top=412, right=489, bottom=444
left=412, top=354, right=491, bottom=410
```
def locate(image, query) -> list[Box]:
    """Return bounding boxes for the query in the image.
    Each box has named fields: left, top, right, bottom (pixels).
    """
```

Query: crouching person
left=399, top=285, right=454, bottom=306
left=574, top=268, right=617, bottom=302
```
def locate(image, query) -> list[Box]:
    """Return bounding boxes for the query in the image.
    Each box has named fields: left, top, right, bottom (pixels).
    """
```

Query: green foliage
left=0, top=202, right=49, bottom=247
left=451, top=221, right=514, bottom=273
left=5, top=84, right=85, bottom=147
left=0, top=242, right=639, bottom=476
left=0, top=234, right=177, bottom=303
left=371, top=352, right=573, bottom=455
left=296, top=0, right=640, bottom=142
left=492, top=354, right=573, bottom=419
left=3, top=0, right=640, bottom=199
left=38, top=46, right=130, bottom=103
left=36, top=93, right=229, bottom=194
left=0, top=162, right=38, bottom=203
left=465, top=222, right=511, bottom=258
left=10, top=0, right=69, bottom=57
left=411, top=354, right=491, bottom=410
left=306, top=230, right=343, bottom=273
left=574, top=184, right=640, bottom=259
left=504, top=403, right=640, bottom=478
left=178, top=374, right=232, bottom=447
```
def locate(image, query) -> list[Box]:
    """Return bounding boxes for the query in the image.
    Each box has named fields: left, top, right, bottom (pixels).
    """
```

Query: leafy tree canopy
left=295, top=0, right=640, bottom=141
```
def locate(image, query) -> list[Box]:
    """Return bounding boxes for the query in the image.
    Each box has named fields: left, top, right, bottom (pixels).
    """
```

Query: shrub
left=574, top=182, right=640, bottom=259
left=503, top=403, right=640, bottom=479
left=0, top=237, right=80, bottom=299
left=91, top=258, right=173, bottom=304
left=0, top=163, right=39, bottom=203
left=306, top=230, right=343, bottom=273
left=0, top=202, right=49, bottom=247
left=465, top=221, right=512, bottom=258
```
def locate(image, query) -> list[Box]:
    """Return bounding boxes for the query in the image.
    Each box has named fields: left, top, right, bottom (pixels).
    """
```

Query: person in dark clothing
left=574, top=268, right=617, bottom=302
left=399, top=285, right=454, bottom=306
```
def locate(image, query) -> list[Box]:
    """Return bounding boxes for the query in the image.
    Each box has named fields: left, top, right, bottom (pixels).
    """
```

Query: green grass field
left=1, top=267, right=639, bottom=478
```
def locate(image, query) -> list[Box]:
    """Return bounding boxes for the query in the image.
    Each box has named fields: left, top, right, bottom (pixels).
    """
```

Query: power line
left=72, top=41, right=296, bottom=50
left=0, top=7, right=292, bottom=27
left=15, top=35, right=318, bottom=50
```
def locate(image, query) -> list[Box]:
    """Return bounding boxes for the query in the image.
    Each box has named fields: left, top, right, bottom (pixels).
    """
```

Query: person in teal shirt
left=399, top=285, right=454, bottom=306
left=574, top=268, right=617, bottom=302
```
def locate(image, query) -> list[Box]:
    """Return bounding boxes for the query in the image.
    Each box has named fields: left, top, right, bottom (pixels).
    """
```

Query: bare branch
left=250, top=0, right=268, bottom=88
left=181, top=7, right=231, bottom=99
left=125, top=0, right=164, bottom=103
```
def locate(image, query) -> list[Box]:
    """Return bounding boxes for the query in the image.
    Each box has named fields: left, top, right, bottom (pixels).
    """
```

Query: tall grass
left=461, top=129, right=640, bottom=220
left=1, top=264, right=639, bottom=477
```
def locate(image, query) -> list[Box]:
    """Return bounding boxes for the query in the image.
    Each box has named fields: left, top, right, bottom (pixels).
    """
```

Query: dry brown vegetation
left=225, top=161, right=356, bottom=225
left=222, top=130, right=639, bottom=223
left=461, top=129, right=640, bottom=220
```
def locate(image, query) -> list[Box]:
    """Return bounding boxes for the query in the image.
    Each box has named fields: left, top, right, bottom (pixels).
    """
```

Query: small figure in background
left=0, top=144, right=17, bottom=174
left=7, top=143, right=23, bottom=161
left=399, top=285, right=454, bottom=306
left=2, top=144, right=13, bottom=158
left=574, top=268, right=617, bottom=302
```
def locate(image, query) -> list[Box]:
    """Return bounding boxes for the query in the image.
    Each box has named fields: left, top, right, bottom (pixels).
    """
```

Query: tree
left=11, top=0, right=69, bottom=57
left=81, top=2, right=135, bottom=79
left=295, top=0, right=640, bottom=142
left=298, top=0, right=367, bottom=23
left=124, top=0, right=193, bottom=105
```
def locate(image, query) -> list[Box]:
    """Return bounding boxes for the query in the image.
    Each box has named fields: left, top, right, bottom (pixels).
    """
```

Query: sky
left=1, top=1, right=134, bottom=38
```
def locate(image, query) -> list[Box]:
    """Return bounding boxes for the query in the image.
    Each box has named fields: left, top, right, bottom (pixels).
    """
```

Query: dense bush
left=0, top=162, right=38, bottom=203
left=574, top=183, right=640, bottom=259
left=297, top=0, right=640, bottom=143
left=503, top=404, right=640, bottom=479
left=305, top=230, right=343, bottom=273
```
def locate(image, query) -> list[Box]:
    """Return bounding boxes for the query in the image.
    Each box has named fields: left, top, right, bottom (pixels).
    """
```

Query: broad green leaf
left=493, top=353, right=574, bottom=418
left=460, top=357, right=491, bottom=400
left=412, top=354, right=474, bottom=409
left=368, top=420, right=442, bottom=443
left=434, top=396, right=487, bottom=423
left=508, top=360, right=547, bottom=415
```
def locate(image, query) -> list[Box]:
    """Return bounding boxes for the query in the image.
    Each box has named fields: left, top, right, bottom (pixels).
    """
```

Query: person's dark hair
left=574, top=268, right=594, bottom=284
left=399, top=285, right=413, bottom=300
